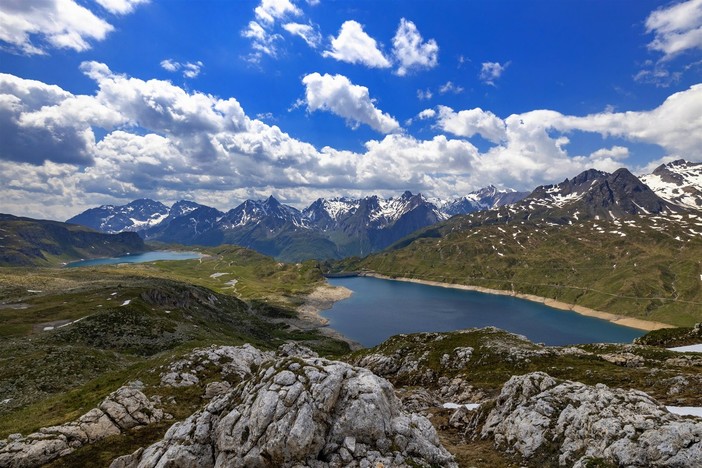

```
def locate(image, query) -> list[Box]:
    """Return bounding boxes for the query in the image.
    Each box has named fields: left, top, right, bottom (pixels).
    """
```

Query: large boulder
left=113, top=355, right=456, bottom=467
left=473, top=372, right=702, bottom=467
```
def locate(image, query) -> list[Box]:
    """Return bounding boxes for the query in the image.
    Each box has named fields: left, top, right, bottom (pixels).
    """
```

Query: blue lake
left=66, top=251, right=202, bottom=267
left=324, top=276, right=645, bottom=347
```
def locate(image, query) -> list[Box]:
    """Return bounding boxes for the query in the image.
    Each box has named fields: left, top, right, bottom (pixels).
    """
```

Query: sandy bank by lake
left=297, top=283, right=353, bottom=326
left=295, top=283, right=361, bottom=350
left=360, top=272, right=674, bottom=332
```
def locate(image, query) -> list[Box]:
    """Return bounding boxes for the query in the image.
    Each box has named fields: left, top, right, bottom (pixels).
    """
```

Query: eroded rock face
left=474, top=372, right=702, bottom=467
left=113, top=355, right=457, bottom=468
left=600, top=351, right=645, bottom=368
left=160, top=343, right=273, bottom=387
left=0, top=387, right=165, bottom=468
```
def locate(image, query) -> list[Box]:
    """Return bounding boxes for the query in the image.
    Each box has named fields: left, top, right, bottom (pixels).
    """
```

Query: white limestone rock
left=160, top=343, right=273, bottom=387
left=113, top=354, right=456, bottom=467
left=475, top=371, right=702, bottom=466
left=0, top=387, right=164, bottom=468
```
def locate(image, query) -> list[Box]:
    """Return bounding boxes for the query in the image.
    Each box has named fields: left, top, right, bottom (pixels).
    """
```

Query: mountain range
left=65, top=160, right=701, bottom=262
left=67, top=186, right=528, bottom=262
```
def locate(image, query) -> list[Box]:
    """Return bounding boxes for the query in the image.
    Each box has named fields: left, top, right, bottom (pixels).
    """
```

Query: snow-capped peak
left=640, top=159, right=702, bottom=210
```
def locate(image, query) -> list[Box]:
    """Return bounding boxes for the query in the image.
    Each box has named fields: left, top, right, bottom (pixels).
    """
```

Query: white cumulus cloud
left=95, top=0, right=149, bottom=15
left=322, top=20, right=391, bottom=68
left=417, top=109, right=436, bottom=120
left=254, top=0, right=301, bottom=24
left=301, top=72, right=400, bottom=133
left=160, top=59, right=203, bottom=78
left=434, top=106, right=507, bottom=143
left=392, top=18, right=439, bottom=76
left=479, top=61, right=510, bottom=86
left=283, top=22, right=321, bottom=48
left=160, top=59, right=180, bottom=72
left=242, top=20, right=283, bottom=61
left=3, top=65, right=702, bottom=221
left=439, top=81, right=464, bottom=94
left=589, top=146, right=629, bottom=160
left=646, top=0, right=702, bottom=60
left=417, top=88, right=433, bottom=100
left=0, top=0, right=121, bottom=55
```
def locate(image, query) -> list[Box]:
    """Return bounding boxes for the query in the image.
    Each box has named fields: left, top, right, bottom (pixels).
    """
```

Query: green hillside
left=0, top=214, right=147, bottom=267
left=0, top=246, right=349, bottom=447
left=334, top=213, right=702, bottom=326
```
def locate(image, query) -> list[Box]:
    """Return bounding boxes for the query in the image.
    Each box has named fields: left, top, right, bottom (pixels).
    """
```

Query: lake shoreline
left=297, top=283, right=362, bottom=350
left=358, top=272, right=675, bottom=332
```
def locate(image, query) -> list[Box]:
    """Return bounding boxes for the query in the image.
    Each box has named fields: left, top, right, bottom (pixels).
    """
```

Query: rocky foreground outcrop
left=0, top=386, right=165, bottom=468
left=113, top=352, right=456, bottom=468
left=160, top=343, right=273, bottom=388
left=466, top=372, right=702, bottom=467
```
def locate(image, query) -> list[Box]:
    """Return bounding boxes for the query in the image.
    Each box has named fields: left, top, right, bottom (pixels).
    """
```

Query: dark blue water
left=66, top=251, right=201, bottom=267
left=324, top=277, right=644, bottom=347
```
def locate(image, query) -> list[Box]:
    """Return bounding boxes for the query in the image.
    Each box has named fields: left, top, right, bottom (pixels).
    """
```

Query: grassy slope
left=0, top=215, right=147, bottom=267
left=337, top=214, right=702, bottom=326
left=0, top=245, right=347, bottom=443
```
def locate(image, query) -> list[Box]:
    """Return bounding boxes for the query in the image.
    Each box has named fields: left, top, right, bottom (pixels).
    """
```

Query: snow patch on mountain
left=640, top=160, right=702, bottom=210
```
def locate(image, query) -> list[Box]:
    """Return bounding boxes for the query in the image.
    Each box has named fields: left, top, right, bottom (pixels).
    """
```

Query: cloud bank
left=1, top=64, right=702, bottom=220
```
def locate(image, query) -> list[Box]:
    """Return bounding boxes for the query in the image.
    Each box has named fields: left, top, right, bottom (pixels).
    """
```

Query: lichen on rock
left=0, top=386, right=165, bottom=468
left=113, top=353, right=456, bottom=467
left=471, top=371, right=702, bottom=467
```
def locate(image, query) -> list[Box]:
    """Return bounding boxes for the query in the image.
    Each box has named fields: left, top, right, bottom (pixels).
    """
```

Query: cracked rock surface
left=160, top=343, right=273, bottom=387
left=112, top=353, right=456, bottom=467
left=472, top=371, right=702, bottom=467
left=0, top=386, right=164, bottom=468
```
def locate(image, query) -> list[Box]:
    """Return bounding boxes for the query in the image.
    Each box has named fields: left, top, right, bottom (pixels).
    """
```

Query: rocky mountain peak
left=264, top=194, right=281, bottom=208
left=641, top=158, right=702, bottom=210
left=66, top=199, right=169, bottom=233
left=168, top=200, right=202, bottom=218
left=520, top=167, right=673, bottom=219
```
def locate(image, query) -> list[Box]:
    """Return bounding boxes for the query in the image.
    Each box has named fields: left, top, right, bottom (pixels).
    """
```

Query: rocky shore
left=296, top=283, right=353, bottom=327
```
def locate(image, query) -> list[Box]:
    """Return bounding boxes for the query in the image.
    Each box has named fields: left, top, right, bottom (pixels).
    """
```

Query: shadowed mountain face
left=523, top=167, right=675, bottom=220
left=0, top=214, right=147, bottom=266
left=428, top=167, right=680, bottom=235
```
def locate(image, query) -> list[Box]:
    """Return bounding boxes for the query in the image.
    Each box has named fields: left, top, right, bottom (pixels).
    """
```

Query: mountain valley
left=1, top=160, right=702, bottom=467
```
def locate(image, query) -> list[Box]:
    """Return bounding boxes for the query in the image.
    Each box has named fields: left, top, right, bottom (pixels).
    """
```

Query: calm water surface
left=324, top=277, right=644, bottom=347
left=66, top=251, right=201, bottom=267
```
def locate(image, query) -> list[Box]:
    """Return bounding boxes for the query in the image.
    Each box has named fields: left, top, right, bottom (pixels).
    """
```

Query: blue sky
left=1, top=0, right=702, bottom=219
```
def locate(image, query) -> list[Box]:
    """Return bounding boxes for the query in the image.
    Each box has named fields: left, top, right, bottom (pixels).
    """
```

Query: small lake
left=324, top=277, right=644, bottom=347
left=66, top=251, right=202, bottom=267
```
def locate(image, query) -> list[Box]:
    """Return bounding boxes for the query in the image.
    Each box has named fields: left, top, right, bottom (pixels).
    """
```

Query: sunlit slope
left=338, top=213, right=702, bottom=326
